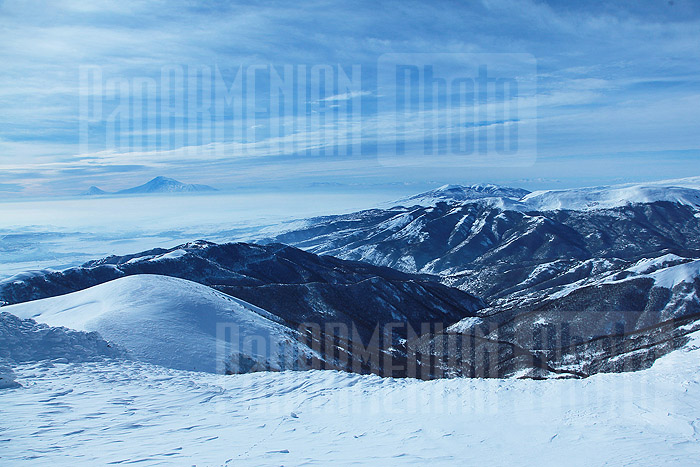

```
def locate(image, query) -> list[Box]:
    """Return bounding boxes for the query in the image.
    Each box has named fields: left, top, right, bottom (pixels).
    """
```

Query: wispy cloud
left=1, top=0, right=699, bottom=195
left=318, top=90, right=372, bottom=102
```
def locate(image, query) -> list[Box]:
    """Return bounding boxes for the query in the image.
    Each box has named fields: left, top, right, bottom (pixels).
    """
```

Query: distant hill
left=82, top=176, right=217, bottom=195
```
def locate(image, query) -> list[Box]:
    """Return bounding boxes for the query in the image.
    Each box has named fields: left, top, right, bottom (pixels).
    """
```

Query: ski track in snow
left=3, top=338, right=700, bottom=466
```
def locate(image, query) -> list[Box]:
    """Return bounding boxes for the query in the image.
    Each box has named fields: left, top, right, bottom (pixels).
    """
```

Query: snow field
left=2, top=335, right=700, bottom=466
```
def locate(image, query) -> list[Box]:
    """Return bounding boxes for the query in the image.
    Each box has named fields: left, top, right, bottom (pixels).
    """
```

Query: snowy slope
left=392, top=183, right=530, bottom=207
left=392, top=179, right=700, bottom=212
left=2, top=334, right=700, bottom=466
left=3, top=275, right=317, bottom=373
left=540, top=254, right=700, bottom=302
left=521, top=184, right=700, bottom=211
left=621, top=254, right=700, bottom=289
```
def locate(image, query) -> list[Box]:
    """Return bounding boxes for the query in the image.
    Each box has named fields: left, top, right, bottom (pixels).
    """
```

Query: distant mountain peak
left=80, top=177, right=217, bottom=196
left=82, top=186, right=108, bottom=196
left=117, top=176, right=218, bottom=194
left=435, top=184, right=463, bottom=191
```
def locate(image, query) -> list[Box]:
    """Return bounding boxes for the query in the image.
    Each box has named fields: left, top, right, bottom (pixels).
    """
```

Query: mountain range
left=82, top=176, right=217, bottom=195
left=257, top=180, right=700, bottom=376
left=4, top=178, right=700, bottom=379
left=0, top=241, right=483, bottom=377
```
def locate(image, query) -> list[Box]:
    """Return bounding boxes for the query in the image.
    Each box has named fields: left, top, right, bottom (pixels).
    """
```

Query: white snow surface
left=0, top=312, right=125, bottom=364
left=391, top=183, right=529, bottom=208
left=595, top=256, right=700, bottom=290
left=446, top=316, right=484, bottom=333
left=2, top=275, right=316, bottom=373
left=2, top=333, right=700, bottom=465
left=148, top=248, right=188, bottom=261
left=626, top=254, right=687, bottom=275
left=647, top=260, right=700, bottom=289
left=521, top=184, right=700, bottom=211
left=393, top=178, right=700, bottom=212
left=540, top=255, right=700, bottom=302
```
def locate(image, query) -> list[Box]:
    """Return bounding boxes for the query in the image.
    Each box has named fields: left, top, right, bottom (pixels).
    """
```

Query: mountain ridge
left=391, top=179, right=700, bottom=211
left=392, top=183, right=530, bottom=207
left=3, top=275, right=321, bottom=374
left=0, top=240, right=485, bottom=378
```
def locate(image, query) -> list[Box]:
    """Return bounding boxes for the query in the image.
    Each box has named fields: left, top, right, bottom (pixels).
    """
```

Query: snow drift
left=0, top=311, right=125, bottom=365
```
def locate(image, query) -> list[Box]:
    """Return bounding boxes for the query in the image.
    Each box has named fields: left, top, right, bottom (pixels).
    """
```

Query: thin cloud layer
left=1, top=0, right=699, bottom=195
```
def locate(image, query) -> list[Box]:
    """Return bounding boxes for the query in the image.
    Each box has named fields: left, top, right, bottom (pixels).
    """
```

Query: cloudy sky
left=1, top=0, right=699, bottom=196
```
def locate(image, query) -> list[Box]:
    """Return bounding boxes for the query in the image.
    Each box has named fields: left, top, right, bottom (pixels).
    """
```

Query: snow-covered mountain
left=265, top=200, right=700, bottom=286
left=428, top=253, right=700, bottom=377
left=4, top=231, right=699, bottom=378
left=5, top=176, right=700, bottom=379
left=393, top=183, right=530, bottom=207
left=254, top=185, right=700, bottom=377
left=81, top=186, right=108, bottom=196
left=82, top=176, right=217, bottom=195
left=393, top=179, right=700, bottom=212
left=2, top=176, right=700, bottom=467
left=522, top=184, right=700, bottom=211
left=0, top=241, right=483, bottom=377
left=3, top=275, right=319, bottom=373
